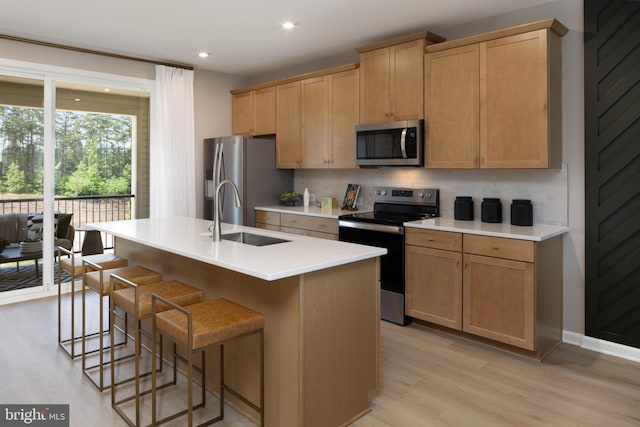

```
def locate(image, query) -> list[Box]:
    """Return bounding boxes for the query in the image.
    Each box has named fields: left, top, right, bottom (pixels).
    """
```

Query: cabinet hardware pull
left=491, top=246, right=500, bottom=250
left=427, top=237, right=435, bottom=241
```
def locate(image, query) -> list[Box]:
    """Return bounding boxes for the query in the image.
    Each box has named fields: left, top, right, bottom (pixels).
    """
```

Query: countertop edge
left=88, top=218, right=385, bottom=281
left=255, top=205, right=351, bottom=219
left=404, top=220, right=569, bottom=241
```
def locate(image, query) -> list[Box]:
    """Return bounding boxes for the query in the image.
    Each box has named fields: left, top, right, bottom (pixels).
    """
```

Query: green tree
left=4, top=162, right=26, bottom=193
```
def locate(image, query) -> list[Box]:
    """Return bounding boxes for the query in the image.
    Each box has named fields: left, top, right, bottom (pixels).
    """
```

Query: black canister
left=511, top=199, right=533, bottom=226
left=454, top=196, right=474, bottom=220
left=481, top=198, right=502, bottom=223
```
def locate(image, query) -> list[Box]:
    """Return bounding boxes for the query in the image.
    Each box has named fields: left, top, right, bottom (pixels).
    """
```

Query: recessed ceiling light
left=74, top=98, right=81, bottom=102
left=198, top=52, right=210, bottom=58
left=104, top=88, right=111, bottom=92
left=282, top=21, right=295, bottom=30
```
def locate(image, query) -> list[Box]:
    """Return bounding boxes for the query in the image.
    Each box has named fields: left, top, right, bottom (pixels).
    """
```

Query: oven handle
left=339, top=220, right=404, bottom=235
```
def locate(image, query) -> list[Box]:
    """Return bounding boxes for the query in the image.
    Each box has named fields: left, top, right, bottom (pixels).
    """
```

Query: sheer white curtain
left=150, top=65, right=196, bottom=218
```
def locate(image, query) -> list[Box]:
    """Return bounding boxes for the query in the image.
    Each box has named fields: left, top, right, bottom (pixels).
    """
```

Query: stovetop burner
left=339, top=187, right=439, bottom=226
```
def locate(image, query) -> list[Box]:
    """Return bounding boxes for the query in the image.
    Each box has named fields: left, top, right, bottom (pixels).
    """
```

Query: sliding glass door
left=0, top=63, right=151, bottom=299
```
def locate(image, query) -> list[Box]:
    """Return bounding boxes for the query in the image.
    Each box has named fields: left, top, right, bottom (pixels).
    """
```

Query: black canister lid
left=512, top=199, right=532, bottom=205
left=482, top=198, right=501, bottom=203
left=456, top=196, right=473, bottom=200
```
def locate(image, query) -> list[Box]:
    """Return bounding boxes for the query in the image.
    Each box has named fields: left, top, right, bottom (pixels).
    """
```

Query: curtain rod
left=0, top=33, right=194, bottom=71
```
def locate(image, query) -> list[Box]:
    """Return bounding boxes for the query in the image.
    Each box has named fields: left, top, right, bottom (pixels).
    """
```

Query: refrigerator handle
left=213, top=141, right=223, bottom=219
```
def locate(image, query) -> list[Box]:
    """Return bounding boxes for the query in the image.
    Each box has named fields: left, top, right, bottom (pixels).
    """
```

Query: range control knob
left=425, top=192, right=433, bottom=199
left=418, top=192, right=425, bottom=198
left=381, top=190, right=387, bottom=196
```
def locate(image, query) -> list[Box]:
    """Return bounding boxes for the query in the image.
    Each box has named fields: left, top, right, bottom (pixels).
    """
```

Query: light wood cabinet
left=281, top=213, right=338, bottom=240
left=276, top=81, right=302, bottom=168
left=357, top=31, right=445, bottom=124
left=255, top=210, right=281, bottom=232
left=405, top=229, right=463, bottom=330
left=424, top=19, right=567, bottom=169
left=270, top=65, right=360, bottom=169
left=255, top=210, right=339, bottom=240
left=232, top=86, right=276, bottom=136
left=405, top=227, right=563, bottom=359
left=424, top=44, right=480, bottom=168
left=301, top=70, right=359, bottom=168
left=301, top=76, right=329, bottom=168
left=463, top=252, right=535, bottom=350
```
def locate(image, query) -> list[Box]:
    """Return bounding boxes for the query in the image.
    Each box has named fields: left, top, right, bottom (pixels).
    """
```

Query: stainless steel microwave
left=356, top=120, right=423, bottom=166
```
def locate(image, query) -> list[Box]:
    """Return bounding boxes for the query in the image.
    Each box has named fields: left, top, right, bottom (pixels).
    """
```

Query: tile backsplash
left=295, top=163, right=568, bottom=226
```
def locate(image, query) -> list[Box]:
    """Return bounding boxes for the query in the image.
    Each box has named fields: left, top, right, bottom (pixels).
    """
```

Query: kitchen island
left=90, top=216, right=385, bottom=427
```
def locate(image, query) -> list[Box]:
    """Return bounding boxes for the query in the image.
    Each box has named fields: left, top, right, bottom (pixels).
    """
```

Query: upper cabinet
left=356, top=31, right=445, bottom=124
left=272, top=64, right=359, bottom=169
left=301, top=69, right=359, bottom=168
left=276, top=81, right=302, bottom=168
left=424, top=19, right=568, bottom=169
left=231, top=86, right=276, bottom=136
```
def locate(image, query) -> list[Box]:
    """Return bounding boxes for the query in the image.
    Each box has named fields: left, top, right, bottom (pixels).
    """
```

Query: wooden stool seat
left=57, top=247, right=128, bottom=360
left=60, top=253, right=127, bottom=277
left=110, top=277, right=206, bottom=427
left=156, top=298, right=265, bottom=350
left=82, top=263, right=163, bottom=391
left=84, top=265, right=163, bottom=295
left=113, top=280, right=205, bottom=319
left=152, top=297, right=265, bottom=426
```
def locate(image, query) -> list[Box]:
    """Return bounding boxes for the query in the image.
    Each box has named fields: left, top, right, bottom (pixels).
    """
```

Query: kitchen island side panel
left=114, top=237, right=379, bottom=427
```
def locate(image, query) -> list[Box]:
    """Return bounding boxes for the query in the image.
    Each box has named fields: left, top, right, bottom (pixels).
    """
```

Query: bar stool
left=110, top=275, right=205, bottom=427
left=151, top=297, right=265, bottom=427
left=82, top=262, right=163, bottom=391
left=57, top=246, right=128, bottom=359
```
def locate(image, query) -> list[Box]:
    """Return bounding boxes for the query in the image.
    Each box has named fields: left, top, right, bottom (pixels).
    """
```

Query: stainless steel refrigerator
left=203, top=136, right=293, bottom=226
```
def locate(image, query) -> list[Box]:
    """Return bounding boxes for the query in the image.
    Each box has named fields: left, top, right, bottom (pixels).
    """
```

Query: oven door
left=338, top=220, right=409, bottom=325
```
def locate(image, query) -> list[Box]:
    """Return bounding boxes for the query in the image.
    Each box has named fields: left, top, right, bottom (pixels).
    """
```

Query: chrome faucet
left=212, top=179, right=242, bottom=242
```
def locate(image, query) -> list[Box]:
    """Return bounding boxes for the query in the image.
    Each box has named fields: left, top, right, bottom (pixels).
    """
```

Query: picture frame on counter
left=342, top=183, right=360, bottom=210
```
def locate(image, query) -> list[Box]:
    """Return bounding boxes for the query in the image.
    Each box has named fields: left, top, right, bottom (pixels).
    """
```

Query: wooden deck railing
left=0, top=194, right=134, bottom=252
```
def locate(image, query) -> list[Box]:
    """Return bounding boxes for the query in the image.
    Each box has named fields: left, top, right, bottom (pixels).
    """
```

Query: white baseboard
left=563, top=331, right=640, bottom=363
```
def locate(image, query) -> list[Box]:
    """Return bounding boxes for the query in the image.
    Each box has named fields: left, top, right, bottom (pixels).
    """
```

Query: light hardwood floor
left=1, top=294, right=638, bottom=426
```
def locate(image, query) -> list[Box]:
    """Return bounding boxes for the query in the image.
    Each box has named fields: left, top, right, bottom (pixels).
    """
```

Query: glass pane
left=54, top=82, right=149, bottom=252
left=0, top=75, right=45, bottom=292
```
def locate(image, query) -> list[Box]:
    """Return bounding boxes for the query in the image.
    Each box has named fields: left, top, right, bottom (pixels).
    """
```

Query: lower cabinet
left=405, top=228, right=562, bottom=358
left=255, top=210, right=338, bottom=240
left=463, top=253, right=535, bottom=350
left=405, top=229, right=463, bottom=330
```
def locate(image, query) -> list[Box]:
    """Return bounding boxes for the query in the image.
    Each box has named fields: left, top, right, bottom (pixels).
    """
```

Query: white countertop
left=89, top=217, right=386, bottom=281
left=404, top=218, right=568, bottom=241
left=255, top=205, right=358, bottom=219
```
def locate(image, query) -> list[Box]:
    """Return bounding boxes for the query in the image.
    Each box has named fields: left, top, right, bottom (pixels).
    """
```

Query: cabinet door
left=425, top=45, right=480, bottom=168
left=276, top=81, right=301, bottom=168
left=390, top=39, right=425, bottom=121
left=301, top=76, right=330, bottom=168
left=359, top=47, right=390, bottom=124
left=463, top=253, right=535, bottom=350
left=480, top=29, right=549, bottom=168
left=232, top=91, right=253, bottom=135
left=329, top=69, right=358, bottom=168
left=253, top=86, right=276, bottom=135
left=406, top=245, right=463, bottom=330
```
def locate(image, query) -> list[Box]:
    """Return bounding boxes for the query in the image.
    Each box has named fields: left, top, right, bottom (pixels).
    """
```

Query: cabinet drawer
left=256, top=223, right=280, bottom=232
left=281, top=214, right=338, bottom=234
left=405, top=228, right=462, bottom=252
left=255, top=210, right=281, bottom=226
left=281, top=226, right=338, bottom=240
left=463, top=234, right=534, bottom=263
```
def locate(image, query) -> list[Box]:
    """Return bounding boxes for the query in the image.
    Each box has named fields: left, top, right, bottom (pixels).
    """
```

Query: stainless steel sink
left=221, top=232, right=290, bottom=246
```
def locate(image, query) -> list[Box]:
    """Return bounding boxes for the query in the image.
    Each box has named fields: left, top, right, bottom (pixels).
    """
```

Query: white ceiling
left=0, top=0, right=552, bottom=77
